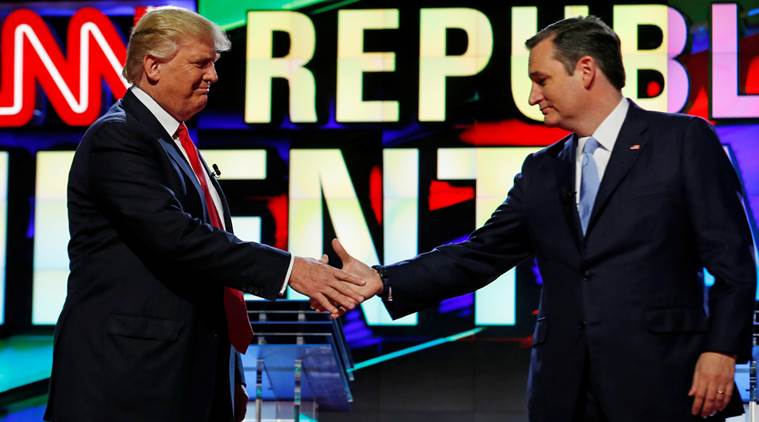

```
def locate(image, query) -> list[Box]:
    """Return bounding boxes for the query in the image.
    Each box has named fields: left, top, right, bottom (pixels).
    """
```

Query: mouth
left=540, top=106, right=553, bottom=115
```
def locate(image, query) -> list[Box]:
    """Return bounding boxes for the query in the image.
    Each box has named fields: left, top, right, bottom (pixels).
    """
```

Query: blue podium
left=242, top=300, right=354, bottom=422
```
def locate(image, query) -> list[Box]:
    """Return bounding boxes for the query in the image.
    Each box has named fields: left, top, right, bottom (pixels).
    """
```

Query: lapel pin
left=629, top=144, right=640, bottom=150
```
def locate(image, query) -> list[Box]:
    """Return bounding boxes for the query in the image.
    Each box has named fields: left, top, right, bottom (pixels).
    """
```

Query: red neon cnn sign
left=0, top=8, right=128, bottom=127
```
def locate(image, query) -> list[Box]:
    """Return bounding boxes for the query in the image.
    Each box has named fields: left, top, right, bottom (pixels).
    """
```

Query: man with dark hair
left=525, top=16, right=626, bottom=91
left=326, top=15, right=756, bottom=422
left=45, top=7, right=366, bottom=422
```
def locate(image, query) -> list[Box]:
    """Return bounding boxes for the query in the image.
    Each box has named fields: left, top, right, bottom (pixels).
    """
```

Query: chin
left=192, top=99, right=208, bottom=113
left=542, top=115, right=560, bottom=127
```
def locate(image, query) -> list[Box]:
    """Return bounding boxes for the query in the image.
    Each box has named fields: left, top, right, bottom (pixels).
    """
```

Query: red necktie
left=176, top=123, right=253, bottom=354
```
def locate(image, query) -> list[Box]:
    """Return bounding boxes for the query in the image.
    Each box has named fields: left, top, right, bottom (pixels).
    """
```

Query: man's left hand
left=688, top=351, right=736, bottom=417
left=235, top=383, right=248, bottom=422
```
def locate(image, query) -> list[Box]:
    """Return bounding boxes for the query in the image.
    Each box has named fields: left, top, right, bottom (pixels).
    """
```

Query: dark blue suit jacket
left=381, top=103, right=756, bottom=421
left=45, top=89, right=290, bottom=421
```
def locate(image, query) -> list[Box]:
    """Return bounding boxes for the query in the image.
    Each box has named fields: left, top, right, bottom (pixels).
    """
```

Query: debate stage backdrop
left=0, top=2, right=757, bottom=416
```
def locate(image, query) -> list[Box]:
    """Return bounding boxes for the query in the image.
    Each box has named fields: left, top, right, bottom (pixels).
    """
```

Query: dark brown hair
left=525, top=16, right=625, bottom=90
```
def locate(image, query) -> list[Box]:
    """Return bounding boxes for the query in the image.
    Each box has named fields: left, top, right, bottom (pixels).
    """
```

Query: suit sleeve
left=682, top=117, right=756, bottom=361
left=86, top=120, right=290, bottom=299
left=382, top=154, right=536, bottom=318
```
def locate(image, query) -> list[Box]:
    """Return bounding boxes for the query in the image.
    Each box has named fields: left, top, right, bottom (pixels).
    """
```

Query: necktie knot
left=176, top=122, right=191, bottom=142
left=583, top=137, right=600, bottom=155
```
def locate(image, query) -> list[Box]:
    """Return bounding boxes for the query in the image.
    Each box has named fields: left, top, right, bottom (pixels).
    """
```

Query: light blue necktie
left=578, top=137, right=600, bottom=235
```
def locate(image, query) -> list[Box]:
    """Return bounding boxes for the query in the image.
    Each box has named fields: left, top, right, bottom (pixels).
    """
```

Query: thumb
left=319, top=254, right=329, bottom=264
left=332, top=238, right=352, bottom=262
left=688, top=373, right=698, bottom=396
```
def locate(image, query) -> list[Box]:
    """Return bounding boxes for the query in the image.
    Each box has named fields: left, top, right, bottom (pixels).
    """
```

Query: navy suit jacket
left=381, top=103, right=756, bottom=421
left=45, top=89, right=291, bottom=421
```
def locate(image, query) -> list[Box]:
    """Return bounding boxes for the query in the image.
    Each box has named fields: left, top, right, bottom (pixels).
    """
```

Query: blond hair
left=123, top=6, right=231, bottom=83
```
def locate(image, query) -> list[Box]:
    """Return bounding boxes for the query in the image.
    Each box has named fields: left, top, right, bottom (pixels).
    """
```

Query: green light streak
left=219, top=19, right=246, bottom=32
left=283, top=0, right=325, bottom=9
left=199, top=0, right=332, bottom=31
left=312, top=0, right=363, bottom=15
left=350, top=327, right=485, bottom=372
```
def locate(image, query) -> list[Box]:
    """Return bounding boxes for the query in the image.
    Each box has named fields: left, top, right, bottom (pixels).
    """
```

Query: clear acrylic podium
left=748, top=310, right=759, bottom=421
left=242, top=300, right=354, bottom=422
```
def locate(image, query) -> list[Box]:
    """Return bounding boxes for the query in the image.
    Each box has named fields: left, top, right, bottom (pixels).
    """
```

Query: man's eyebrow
left=529, top=71, right=547, bottom=79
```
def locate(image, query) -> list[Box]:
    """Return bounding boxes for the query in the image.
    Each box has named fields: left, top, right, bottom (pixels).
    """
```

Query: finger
left=319, top=254, right=329, bottom=264
left=690, top=383, right=706, bottom=416
left=702, top=398, right=717, bottom=417
left=313, top=293, right=339, bottom=316
left=330, top=279, right=365, bottom=303
left=311, top=297, right=342, bottom=316
left=330, top=305, right=348, bottom=319
left=691, top=393, right=705, bottom=416
left=689, top=370, right=703, bottom=415
left=333, top=267, right=366, bottom=286
left=332, top=238, right=352, bottom=263
left=309, top=299, right=324, bottom=312
left=312, top=295, right=345, bottom=314
left=716, top=383, right=733, bottom=411
left=701, top=385, right=719, bottom=417
left=323, top=286, right=358, bottom=309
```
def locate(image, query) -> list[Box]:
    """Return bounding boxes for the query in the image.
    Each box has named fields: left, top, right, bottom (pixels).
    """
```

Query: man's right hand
left=309, top=238, right=384, bottom=315
left=288, top=256, right=367, bottom=318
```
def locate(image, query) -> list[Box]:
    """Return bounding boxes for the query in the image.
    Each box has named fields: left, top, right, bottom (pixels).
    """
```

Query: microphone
left=212, top=164, right=221, bottom=178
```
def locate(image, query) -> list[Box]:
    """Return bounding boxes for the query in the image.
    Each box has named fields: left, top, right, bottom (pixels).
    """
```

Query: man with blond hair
left=44, top=7, right=365, bottom=421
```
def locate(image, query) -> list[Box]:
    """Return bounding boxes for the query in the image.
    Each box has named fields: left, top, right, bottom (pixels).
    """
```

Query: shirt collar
left=131, top=85, right=181, bottom=138
left=580, top=97, right=629, bottom=151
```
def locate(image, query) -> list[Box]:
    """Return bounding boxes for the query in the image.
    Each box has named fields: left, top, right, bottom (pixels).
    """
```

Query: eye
left=192, top=59, right=213, bottom=69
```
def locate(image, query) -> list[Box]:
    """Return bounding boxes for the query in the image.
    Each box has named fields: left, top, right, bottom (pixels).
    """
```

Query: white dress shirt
left=574, top=97, right=630, bottom=204
left=131, top=86, right=293, bottom=294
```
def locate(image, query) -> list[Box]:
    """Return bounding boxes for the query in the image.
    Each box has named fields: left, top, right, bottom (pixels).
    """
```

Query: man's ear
left=576, top=56, right=596, bottom=89
left=143, top=55, right=161, bottom=83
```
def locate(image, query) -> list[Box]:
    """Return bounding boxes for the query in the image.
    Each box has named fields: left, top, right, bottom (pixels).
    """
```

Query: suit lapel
left=586, top=102, right=649, bottom=234
left=122, top=89, right=211, bottom=223
left=200, top=155, right=235, bottom=233
left=158, top=137, right=206, bottom=209
left=555, top=134, right=583, bottom=249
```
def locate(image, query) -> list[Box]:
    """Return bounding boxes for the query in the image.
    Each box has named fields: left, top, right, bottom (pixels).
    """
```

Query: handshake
left=288, top=238, right=383, bottom=318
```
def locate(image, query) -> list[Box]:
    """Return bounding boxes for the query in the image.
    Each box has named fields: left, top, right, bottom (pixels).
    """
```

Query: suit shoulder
left=80, top=101, right=149, bottom=149
left=636, top=107, right=714, bottom=133
left=530, top=133, right=573, bottom=161
left=91, top=101, right=128, bottom=129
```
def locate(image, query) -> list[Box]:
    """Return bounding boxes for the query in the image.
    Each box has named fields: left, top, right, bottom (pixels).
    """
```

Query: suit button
left=577, top=321, right=586, bottom=330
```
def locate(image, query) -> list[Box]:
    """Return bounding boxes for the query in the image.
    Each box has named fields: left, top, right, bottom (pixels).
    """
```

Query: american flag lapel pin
left=629, top=144, right=640, bottom=150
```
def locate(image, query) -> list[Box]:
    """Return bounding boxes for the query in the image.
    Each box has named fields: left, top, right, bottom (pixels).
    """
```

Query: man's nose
left=528, top=85, right=543, bottom=106
left=205, top=63, right=218, bottom=83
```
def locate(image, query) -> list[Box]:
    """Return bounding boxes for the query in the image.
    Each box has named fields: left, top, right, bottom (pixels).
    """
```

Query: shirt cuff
left=279, top=254, right=294, bottom=296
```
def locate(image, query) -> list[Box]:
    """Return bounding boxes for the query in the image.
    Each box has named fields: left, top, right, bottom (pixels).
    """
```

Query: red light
left=646, top=81, right=661, bottom=98
left=428, top=180, right=474, bottom=211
